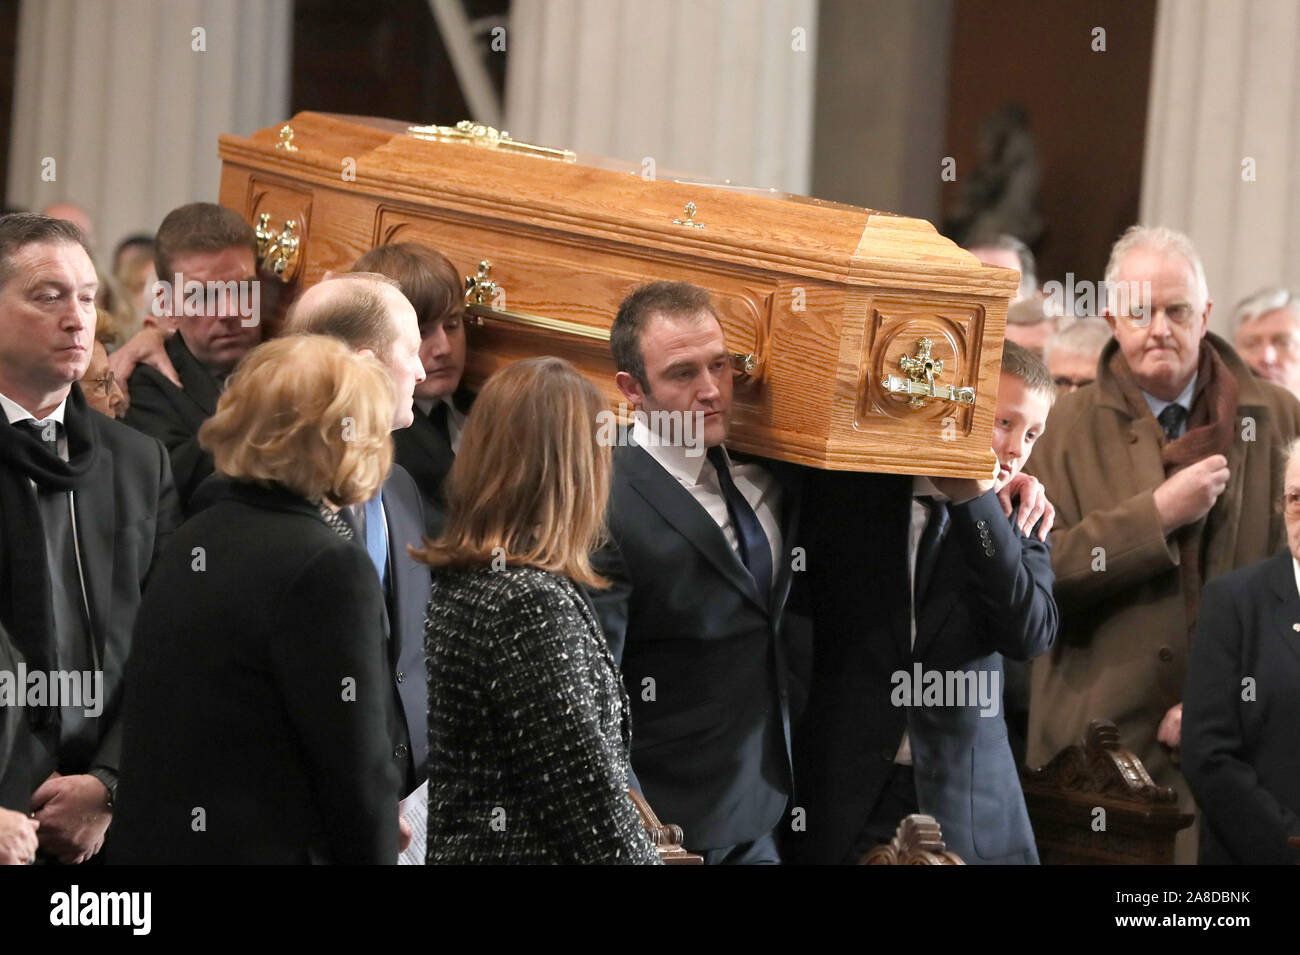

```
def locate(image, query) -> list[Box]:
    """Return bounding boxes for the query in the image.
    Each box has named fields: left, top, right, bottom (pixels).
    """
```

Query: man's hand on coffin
left=996, top=472, right=1055, bottom=540
left=109, top=326, right=181, bottom=389
left=29, top=771, right=112, bottom=864
left=928, top=457, right=999, bottom=506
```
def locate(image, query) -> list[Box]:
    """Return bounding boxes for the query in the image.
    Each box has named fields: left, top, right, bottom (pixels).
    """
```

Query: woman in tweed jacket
left=417, top=357, right=659, bottom=865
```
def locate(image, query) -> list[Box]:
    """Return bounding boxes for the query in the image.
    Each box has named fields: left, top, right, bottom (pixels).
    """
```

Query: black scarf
left=0, top=385, right=100, bottom=688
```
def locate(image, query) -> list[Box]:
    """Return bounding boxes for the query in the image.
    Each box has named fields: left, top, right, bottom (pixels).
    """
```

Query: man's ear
left=615, top=370, right=646, bottom=409
left=1201, top=299, right=1213, bottom=337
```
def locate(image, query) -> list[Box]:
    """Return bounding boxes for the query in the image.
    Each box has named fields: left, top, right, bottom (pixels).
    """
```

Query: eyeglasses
left=84, top=371, right=116, bottom=398
left=1054, top=375, right=1093, bottom=393
left=1120, top=303, right=1198, bottom=328
left=1284, top=491, right=1300, bottom=517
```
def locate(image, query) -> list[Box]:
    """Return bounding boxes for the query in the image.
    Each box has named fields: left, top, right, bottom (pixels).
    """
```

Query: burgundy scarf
left=1109, top=342, right=1238, bottom=629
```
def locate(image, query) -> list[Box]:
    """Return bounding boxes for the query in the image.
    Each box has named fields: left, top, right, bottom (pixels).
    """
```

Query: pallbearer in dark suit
left=590, top=282, right=799, bottom=864
left=786, top=343, right=1058, bottom=865
left=1184, top=441, right=1300, bottom=864
left=123, top=203, right=262, bottom=513
left=115, top=336, right=403, bottom=863
left=285, top=272, right=432, bottom=801
left=354, top=243, right=474, bottom=538
left=0, top=214, right=179, bottom=863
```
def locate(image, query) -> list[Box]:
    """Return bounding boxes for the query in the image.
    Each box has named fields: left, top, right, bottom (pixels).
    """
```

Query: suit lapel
left=172, top=335, right=222, bottom=417
left=623, top=444, right=768, bottom=614
left=403, top=412, right=453, bottom=478
left=72, top=440, right=115, bottom=657
left=1267, top=550, right=1300, bottom=668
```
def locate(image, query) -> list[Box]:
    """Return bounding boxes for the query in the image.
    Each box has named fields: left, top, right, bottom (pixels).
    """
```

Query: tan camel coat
left=1024, top=333, right=1300, bottom=858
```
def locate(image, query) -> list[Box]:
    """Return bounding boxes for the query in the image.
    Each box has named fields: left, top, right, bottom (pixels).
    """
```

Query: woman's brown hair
left=414, top=356, right=611, bottom=588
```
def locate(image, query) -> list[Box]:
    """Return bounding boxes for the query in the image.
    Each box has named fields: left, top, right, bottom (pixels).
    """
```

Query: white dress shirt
left=632, top=417, right=783, bottom=590
left=0, top=390, right=69, bottom=459
left=1292, top=557, right=1300, bottom=600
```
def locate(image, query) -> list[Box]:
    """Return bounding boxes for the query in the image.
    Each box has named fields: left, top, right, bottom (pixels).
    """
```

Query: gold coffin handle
left=464, top=260, right=757, bottom=377
left=884, top=336, right=976, bottom=409
left=254, top=213, right=302, bottom=282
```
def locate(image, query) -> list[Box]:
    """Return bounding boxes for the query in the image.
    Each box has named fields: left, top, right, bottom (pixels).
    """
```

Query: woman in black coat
left=418, top=357, right=659, bottom=864
left=113, top=336, right=403, bottom=864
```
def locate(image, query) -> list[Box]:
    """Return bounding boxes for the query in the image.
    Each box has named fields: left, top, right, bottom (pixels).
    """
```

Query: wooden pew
left=631, top=789, right=703, bottom=865
left=861, top=814, right=965, bottom=865
left=1021, top=720, right=1193, bottom=865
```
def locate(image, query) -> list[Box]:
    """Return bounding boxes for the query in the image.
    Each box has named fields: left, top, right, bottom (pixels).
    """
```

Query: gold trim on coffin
left=407, top=120, right=577, bottom=162
left=463, top=260, right=757, bottom=376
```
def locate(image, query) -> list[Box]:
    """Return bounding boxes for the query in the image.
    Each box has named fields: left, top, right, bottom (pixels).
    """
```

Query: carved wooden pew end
left=1021, top=719, right=1194, bottom=865
left=629, top=789, right=703, bottom=865
left=860, top=814, right=965, bottom=865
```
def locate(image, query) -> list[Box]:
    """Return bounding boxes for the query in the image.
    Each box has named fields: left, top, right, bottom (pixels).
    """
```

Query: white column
left=1141, top=0, right=1300, bottom=330
left=6, top=0, right=292, bottom=257
left=504, top=0, right=817, bottom=195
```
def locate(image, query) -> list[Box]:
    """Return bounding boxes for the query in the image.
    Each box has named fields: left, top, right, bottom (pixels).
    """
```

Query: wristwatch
left=87, top=768, right=118, bottom=810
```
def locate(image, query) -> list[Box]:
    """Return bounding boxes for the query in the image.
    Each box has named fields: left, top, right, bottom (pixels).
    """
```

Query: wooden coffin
left=217, top=112, right=1018, bottom=476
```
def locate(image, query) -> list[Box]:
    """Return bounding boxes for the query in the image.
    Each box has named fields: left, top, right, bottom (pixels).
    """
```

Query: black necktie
left=17, top=419, right=58, bottom=454
left=706, top=446, right=772, bottom=599
left=1157, top=404, right=1187, bottom=441
left=428, top=401, right=450, bottom=443
left=913, top=496, right=949, bottom=609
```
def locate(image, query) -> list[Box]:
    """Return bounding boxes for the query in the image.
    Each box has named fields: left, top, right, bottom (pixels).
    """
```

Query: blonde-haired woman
left=419, top=356, right=659, bottom=864
left=114, top=335, right=404, bottom=864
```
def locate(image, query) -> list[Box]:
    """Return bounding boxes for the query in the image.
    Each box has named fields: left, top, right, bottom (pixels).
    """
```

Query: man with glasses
left=1232, top=287, right=1300, bottom=400
left=1044, top=316, right=1111, bottom=398
left=1022, top=225, right=1300, bottom=864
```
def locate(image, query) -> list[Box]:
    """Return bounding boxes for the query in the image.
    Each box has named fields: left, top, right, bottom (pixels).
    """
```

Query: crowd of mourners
left=0, top=198, right=1297, bottom=866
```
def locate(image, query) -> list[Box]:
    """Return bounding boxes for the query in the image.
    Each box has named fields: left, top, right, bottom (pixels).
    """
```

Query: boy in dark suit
left=787, top=341, right=1058, bottom=864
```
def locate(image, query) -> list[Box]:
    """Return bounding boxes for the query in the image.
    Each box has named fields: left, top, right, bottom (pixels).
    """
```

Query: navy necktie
left=429, top=401, right=450, bottom=443
left=913, top=496, right=949, bottom=608
left=706, top=446, right=772, bottom=599
left=1157, top=404, right=1187, bottom=441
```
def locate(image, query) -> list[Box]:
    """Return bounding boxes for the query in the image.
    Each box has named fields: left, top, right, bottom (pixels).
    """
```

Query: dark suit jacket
left=1184, top=549, right=1300, bottom=864
left=392, top=387, right=473, bottom=539
left=0, top=410, right=179, bottom=812
left=787, top=472, right=1056, bottom=865
left=589, top=439, right=801, bottom=853
left=113, top=481, right=401, bottom=864
left=124, top=332, right=224, bottom=515
left=381, top=464, right=432, bottom=793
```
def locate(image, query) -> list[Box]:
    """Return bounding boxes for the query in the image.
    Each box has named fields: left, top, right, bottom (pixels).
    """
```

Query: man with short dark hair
left=122, top=203, right=261, bottom=513
left=590, top=280, right=801, bottom=864
left=0, top=213, right=179, bottom=862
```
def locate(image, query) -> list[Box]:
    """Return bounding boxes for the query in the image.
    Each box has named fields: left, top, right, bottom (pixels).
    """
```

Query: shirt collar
left=1292, top=556, right=1300, bottom=601
left=414, top=395, right=462, bottom=419
left=1141, top=371, right=1197, bottom=421
left=0, top=390, right=69, bottom=427
left=912, top=474, right=948, bottom=501
left=632, top=417, right=712, bottom=486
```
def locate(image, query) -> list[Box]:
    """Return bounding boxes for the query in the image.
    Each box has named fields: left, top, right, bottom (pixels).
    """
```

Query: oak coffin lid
left=218, top=112, right=1019, bottom=476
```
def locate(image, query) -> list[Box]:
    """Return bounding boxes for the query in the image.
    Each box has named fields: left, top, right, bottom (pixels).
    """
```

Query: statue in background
left=946, top=102, right=1044, bottom=249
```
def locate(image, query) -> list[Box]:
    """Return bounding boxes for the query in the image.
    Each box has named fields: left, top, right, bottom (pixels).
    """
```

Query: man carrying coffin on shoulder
left=589, top=281, right=802, bottom=864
